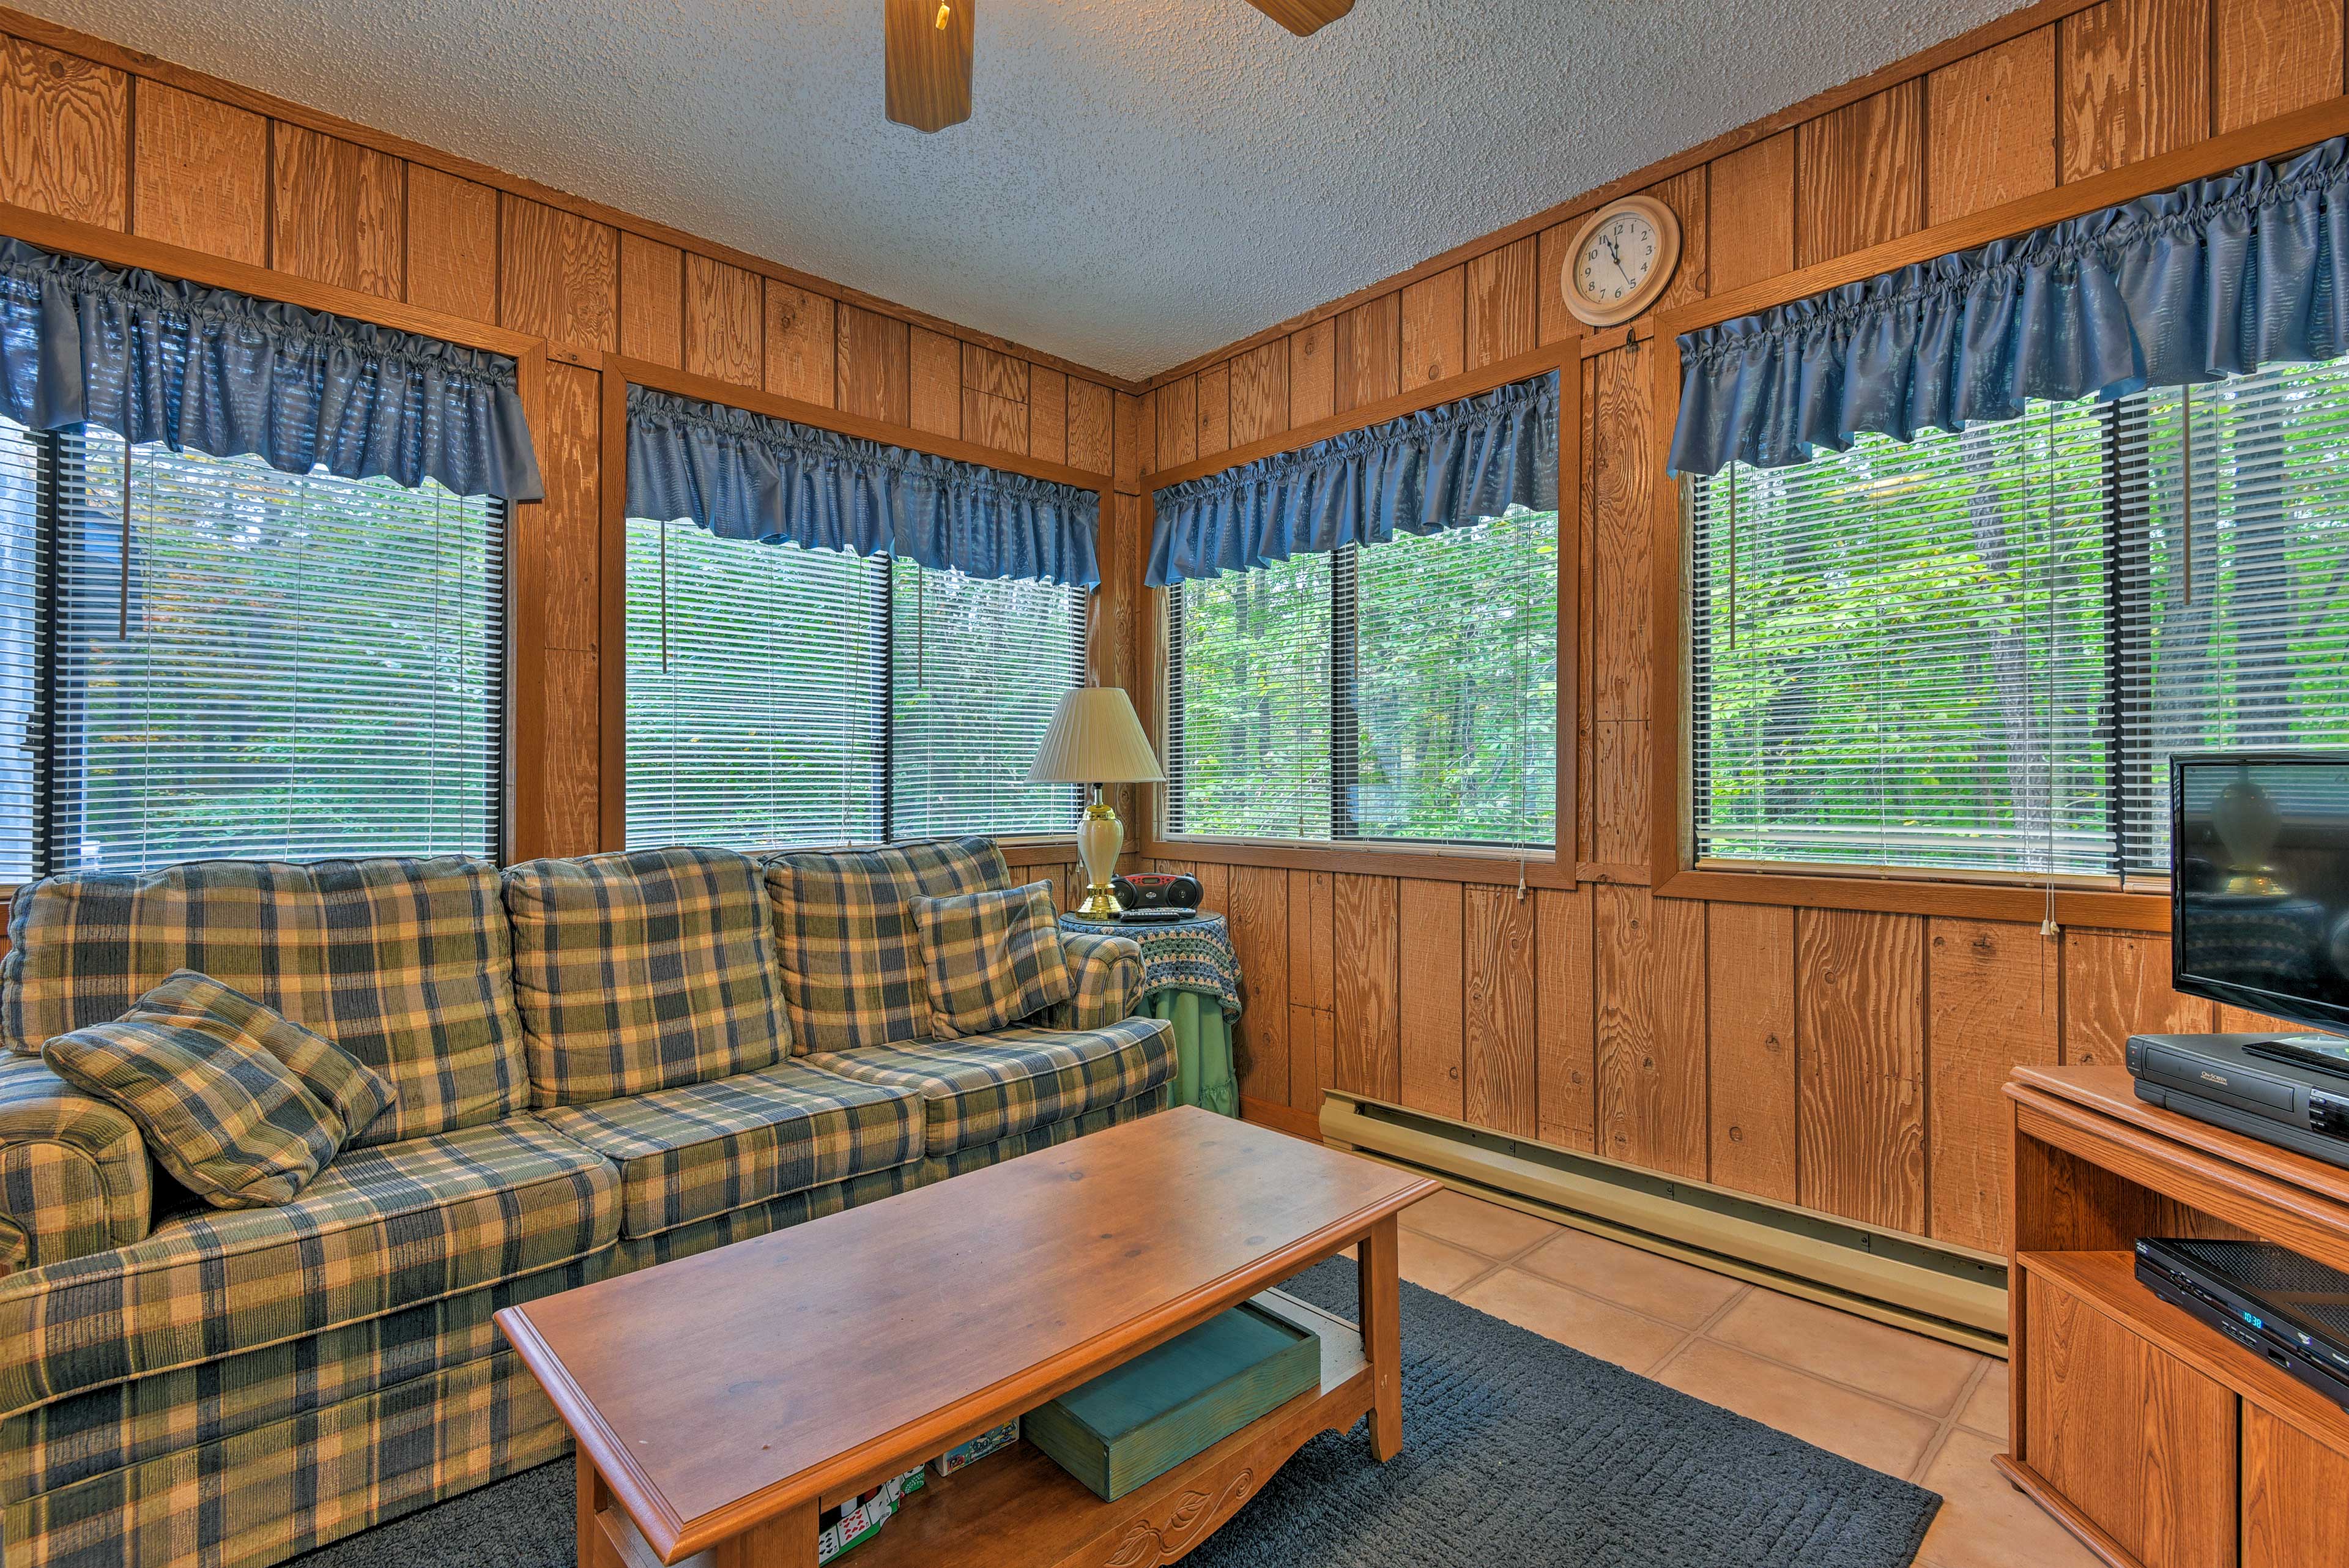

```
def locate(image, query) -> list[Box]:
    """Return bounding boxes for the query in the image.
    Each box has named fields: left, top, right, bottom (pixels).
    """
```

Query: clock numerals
left=1562, top=201, right=1679, bottom=324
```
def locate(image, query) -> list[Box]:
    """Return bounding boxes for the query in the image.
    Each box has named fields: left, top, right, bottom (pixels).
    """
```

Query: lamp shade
left=1028, top=686, right=1165, bottom=784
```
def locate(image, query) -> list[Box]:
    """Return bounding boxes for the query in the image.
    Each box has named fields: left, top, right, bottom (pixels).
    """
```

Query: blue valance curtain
left=1146, top=370, right=1559, bottom=586
left=625, top=385, right=1100, bottom=588
left=0, top=237, right=542, bottom=500
left=1670, top=135, right=2349, bottom=476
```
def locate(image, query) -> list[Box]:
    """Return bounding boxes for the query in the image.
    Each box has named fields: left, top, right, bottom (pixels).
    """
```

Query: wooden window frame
left=1134, top=340, right=1583, bottom=890
left=1643, top=95, right=2349, bottom=935
left=594, top=356, right=1117, bottom=856
left=0, top=199, right=552, bottom=874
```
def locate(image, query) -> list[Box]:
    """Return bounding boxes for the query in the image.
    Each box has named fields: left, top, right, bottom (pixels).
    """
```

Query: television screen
left=2173, top=752, right=2349, bottom=1037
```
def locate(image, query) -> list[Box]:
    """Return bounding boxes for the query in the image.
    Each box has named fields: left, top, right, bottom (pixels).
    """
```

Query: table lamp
left=1028, top=686, right=1165, bottom=919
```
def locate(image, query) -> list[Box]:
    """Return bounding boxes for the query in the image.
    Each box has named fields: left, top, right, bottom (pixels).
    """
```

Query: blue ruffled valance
left=0, top=237, right=542, bottom=500
left=1146, top=371, right=1559, bottom=586
left=1671, top=135, right=2349, bottom=476
left=625, top=385, right=1100, bottom=588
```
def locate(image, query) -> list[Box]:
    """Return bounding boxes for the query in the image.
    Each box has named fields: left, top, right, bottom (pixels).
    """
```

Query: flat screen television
left=2173, top=751, right=2349, bottom=1055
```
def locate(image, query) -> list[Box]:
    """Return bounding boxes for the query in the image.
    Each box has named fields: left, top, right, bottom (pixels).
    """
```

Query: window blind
left=41, top=425, right=503, bottom=874
left=1692, top=407, right=2110, bottom=877
left=625, top=519, right=887, bottom=849
left=1167, top=551, right=1332, bottom=838
left=889, top=561, right=1083, bottom=839
left=623, top=520, right=1082, bottom=850
left=1167, top=507, right=1556, bottom=848
left=0, top=422, right=39, bottom=881
left=1690, top=356, right=2349, bottom=883
left=2116, top=368, right=2349, bottom=875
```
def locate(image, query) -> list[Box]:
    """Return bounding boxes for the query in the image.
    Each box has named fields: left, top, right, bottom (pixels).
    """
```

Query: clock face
left=1576, top=211, right=1660, bottom=308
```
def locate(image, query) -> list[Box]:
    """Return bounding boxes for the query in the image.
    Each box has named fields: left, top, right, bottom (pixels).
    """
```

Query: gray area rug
left=296, top=1260, right=1940, bottom=1568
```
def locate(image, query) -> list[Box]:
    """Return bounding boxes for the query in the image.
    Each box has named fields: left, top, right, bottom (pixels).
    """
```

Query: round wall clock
left=1560, top=195, right=1682, bottom=328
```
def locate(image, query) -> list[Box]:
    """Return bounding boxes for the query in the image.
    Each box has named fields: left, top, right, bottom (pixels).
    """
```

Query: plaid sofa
left=0, top=840, right=1171, bottom=1568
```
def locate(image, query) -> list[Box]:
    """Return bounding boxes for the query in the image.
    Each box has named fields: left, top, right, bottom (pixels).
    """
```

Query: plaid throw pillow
left=908, top=881, right=1075, bottom=1040
left=39, top=971, right=393, bottom=1208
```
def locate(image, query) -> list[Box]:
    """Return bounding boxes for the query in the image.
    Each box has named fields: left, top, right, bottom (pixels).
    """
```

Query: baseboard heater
left=1318, top=1093, right=2008, bottom=1356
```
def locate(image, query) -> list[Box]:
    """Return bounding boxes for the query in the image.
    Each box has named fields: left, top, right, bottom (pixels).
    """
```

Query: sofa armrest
left=1046, top=931, right=1145, bottom=1031
left=0, top=1053, right=151, bottom=1275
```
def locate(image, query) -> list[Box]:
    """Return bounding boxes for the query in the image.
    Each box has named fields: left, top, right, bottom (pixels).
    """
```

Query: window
left=1689, top=357, right=2349, bottom=883
left=623, top=518, right=1083, bottom=850
left=1167, top=507, right=1558, bottom=849
left=0, top=418, right=506, bottom=881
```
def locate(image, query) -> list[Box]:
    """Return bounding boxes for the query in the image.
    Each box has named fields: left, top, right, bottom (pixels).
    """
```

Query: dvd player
left=2126, top=1033, right=2349, bottom=1170
left=2136, top=1238, right=2349, bottom=1410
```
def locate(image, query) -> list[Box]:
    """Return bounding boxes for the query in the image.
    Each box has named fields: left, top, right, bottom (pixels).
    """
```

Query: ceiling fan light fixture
left=1242, top=0, right=1356, bottom=36
left=885, top=0, right=973, bottom=132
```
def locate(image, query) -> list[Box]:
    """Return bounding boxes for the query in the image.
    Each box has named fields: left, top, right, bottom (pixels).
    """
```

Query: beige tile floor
left=1383, top=1187, right=2101, bottom=1568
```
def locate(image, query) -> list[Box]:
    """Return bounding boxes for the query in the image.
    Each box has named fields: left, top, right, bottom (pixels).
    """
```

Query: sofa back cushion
left=503, top=846, right=790, bottom=1105
left=763, top=836, right=1012, bottom=1053
left=1, top=856, right=526, bottom=1146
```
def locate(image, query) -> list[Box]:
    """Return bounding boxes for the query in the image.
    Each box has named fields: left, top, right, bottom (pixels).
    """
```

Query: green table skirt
left=1145, top=989, right=1238, bottom=1117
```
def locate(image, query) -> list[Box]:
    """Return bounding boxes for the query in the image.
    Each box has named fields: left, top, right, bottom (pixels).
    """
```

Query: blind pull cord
left=1726, top=464, right=1738, bottom=652
left=119, top=443, right=133, bottom=641
left=2180, top=384, right=2195, bottom=606
left=2043, top=400, right=2061, bottom=938
left=1083, top=589, right=1101, bottom=686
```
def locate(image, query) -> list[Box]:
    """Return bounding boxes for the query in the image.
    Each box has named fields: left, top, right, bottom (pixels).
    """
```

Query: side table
left=1058, top=912, right=1242, bottom=1117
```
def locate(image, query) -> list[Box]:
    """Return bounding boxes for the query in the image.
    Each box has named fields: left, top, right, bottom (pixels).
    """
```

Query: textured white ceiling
left=26, top=0, right=2030, bottom=378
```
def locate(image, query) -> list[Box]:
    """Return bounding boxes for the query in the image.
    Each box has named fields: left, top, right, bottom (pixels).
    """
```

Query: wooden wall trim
left=609, top=355, right=1113, bottom=489
left=1140, top=342, right=1570, bottom=492
left=0, top=197, right=540, bottom=355
left=1137, top=0, right=2113, bottom=390
left=0, top=2, right=1142, bottom=397
left=0, top=197, right=560, bottom=867
left=1657, top=868, right=2170, bottom=934
left=1657, top=89, right=2349, bottom=339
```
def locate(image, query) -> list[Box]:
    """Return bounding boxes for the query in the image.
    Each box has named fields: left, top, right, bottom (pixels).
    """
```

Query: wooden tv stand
left=2003, top=1065, right=2349, bottom=1568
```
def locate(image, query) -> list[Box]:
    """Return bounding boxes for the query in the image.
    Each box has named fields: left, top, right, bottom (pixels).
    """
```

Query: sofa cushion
left=42, top=976, right=361, bottom=1210
left=0, top=1055, right=150, bottom=1274
left=1, top=857, right=527, bottom=1147
left=763, top=836, right=1012, bottom=1053
left=503, top=847, right=791, bottom=1107
left=536, top=1060, right=921, bottom=1238
left=0, top=1117, right=617, bottom=1418
left=801, top=1017, right=1176, bottom=1156
left=910, top=881, right=1074, bottom=1039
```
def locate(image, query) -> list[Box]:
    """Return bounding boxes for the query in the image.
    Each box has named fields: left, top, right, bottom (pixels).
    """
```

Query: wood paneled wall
left=0, top=7, right=1146, bottom=867
left=1145, top=0, right=2341, bottom=1257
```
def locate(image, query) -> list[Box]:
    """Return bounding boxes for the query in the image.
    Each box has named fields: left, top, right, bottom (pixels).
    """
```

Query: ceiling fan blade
left=886, top=0, right=973, bottom=133
left=1244, top=0, right=1354, bottom=36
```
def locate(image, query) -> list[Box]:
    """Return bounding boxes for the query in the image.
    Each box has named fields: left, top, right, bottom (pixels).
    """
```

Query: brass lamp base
left=1072, top=795, right=1124, bottom=920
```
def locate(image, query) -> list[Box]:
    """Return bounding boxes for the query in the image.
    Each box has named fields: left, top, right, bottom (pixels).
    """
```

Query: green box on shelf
left=1024, top=1296, right=1321, bottom=1501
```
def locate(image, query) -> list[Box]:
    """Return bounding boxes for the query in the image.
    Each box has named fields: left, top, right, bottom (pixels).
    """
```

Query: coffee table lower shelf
left=592, top=1290, right=1370, bottom=1568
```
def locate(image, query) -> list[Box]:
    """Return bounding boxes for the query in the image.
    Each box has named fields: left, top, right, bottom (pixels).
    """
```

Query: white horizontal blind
left=624, top=519, right=886, bottom=849
left=1691, top=404, right=2110, bottom=875
left=1350, top=509, right=1557, bottom=846
left=2117, top=366, right=2349, bottom=876
left=43, top=427, right=502, bottom=873
left=0, top=424, right=38, bottom=880
left=1167, top=508, right=1557, bottom=847
left=1167, top=551, right=1332, bottom=838
left=888, top=561, right=1083, bottom=839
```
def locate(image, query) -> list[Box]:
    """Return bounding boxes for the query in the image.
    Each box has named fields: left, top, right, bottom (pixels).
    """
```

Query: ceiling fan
left=885, top=0, right=1356, bottom=132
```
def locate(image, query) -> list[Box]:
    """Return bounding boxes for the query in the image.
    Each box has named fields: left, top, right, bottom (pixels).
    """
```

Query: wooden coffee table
left=498, top=1105, right=1438, bottom=1568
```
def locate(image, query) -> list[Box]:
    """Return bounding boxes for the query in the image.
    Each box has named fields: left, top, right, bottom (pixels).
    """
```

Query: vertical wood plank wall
left=0, top=11, right=1145, bottom=872
left=1144, top=0, right=2342, bottom=1257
